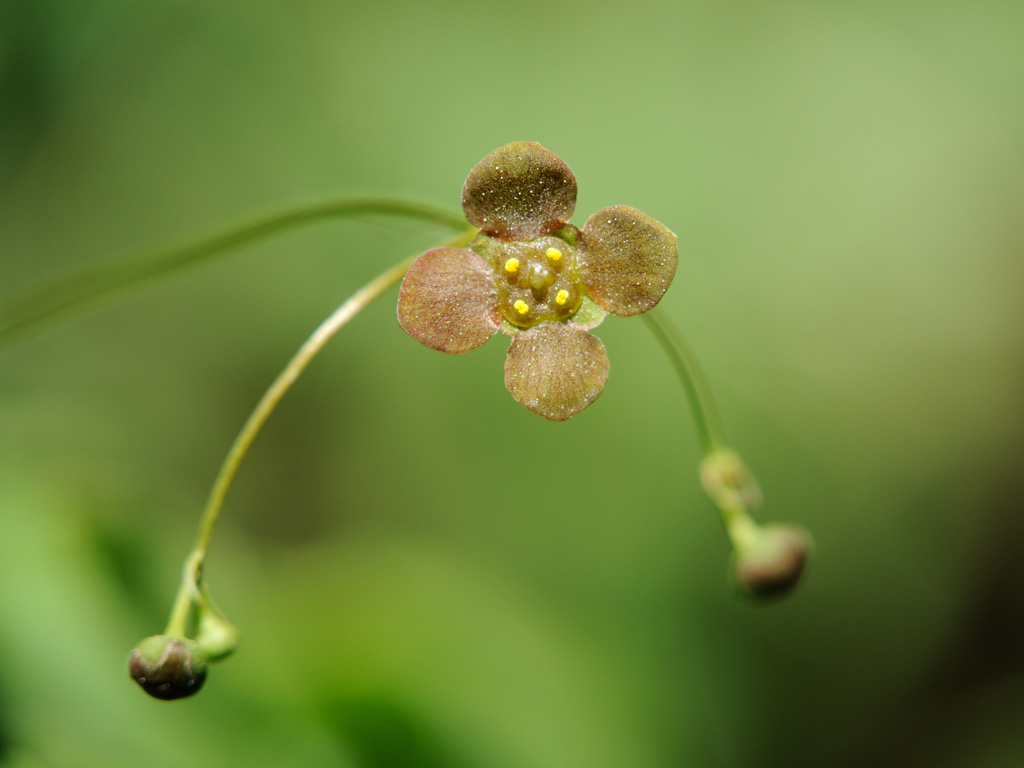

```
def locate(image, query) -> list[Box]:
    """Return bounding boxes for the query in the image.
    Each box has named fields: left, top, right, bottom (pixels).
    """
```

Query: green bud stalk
left=700, top=449, right=762, bottom=514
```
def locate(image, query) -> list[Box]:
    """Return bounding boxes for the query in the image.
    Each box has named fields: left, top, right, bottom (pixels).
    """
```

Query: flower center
left=472, top=233, right=585, bottom=329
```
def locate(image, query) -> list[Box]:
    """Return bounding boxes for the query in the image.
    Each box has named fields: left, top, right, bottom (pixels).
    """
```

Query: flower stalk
left=641, top=310, right=725, bottom=456
left=160, top=227, right=476, bottom=651
left=0, top=197, right=467, bottom=350
left=641, top=309, right=809, bottom=598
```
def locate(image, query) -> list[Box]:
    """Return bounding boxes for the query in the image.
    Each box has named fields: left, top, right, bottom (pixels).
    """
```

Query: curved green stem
left=641, top=309, right=765, bottom=546
left=0, top=198, right=467, bottom=350
left=642, top=309, right=810, bottom=597
left=641, top=309, right=728, bottom=456
left=164, top=228, right=475, bottom=636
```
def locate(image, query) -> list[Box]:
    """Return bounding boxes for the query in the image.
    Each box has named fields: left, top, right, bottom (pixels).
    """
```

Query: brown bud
left=731, top=524, right=810, bottom=599
left=127, top=635, right=207, bottom=700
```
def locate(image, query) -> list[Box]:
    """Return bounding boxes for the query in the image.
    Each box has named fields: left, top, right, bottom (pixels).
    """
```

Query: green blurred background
left=1, top=1, right=1023, bottom=766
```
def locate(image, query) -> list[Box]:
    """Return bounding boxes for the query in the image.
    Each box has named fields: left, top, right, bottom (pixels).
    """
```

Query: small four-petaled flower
left=398, top=141, right=678, bottom=421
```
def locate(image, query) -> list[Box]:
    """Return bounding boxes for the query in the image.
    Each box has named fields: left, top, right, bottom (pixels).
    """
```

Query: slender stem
left=164, top=255, right=412, bottom=634
left=642, top=312, right=810, bottom=593
left=194, top=253, right=415, bottom=555
left=0, top=198, right=467, bottom=350
left=641, top=309, right=728, bottom=456
left=643, top=311, right=774, bottom=552
left=725, top=512, right=760, bottom=550
left=164, top=228, right=475, bottom=635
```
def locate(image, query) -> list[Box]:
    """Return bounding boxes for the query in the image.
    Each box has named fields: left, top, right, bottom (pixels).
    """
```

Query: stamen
left=555, top=289, right=570, bottom=306
left=513, top=299, right=529, bottom=315
left=545, top=247, right=563, bottom=263
left=504, top=258, right=520, bottom=274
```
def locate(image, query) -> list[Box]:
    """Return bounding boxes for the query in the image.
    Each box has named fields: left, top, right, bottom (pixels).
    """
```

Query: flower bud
left=731, top=524, right=810, bottom=599
left=196, top=612, right=239, bottom=661
left=127, top=635, right=207, bottom=700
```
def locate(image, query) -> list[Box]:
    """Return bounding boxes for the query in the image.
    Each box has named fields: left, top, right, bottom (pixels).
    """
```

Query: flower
left=398, top=141, right=678, bottom=421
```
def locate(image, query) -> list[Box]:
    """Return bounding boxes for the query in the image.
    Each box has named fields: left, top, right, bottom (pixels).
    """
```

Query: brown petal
left=504, top=323, right=609, bottom=421
left=462, top=142, right=577, bottom=240
left=580, top=205, right=678, bottom=316
left=397, top=248, right=500, bottom=354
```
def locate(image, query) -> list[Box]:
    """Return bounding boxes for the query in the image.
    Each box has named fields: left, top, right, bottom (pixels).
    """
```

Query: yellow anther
left=504, top=258, right=520, bottom=274
left=513, top=299, right=530, bottom=315
left=545, top=247, right=563, bottom=262
left=555, top=289, right=570, bottom=306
